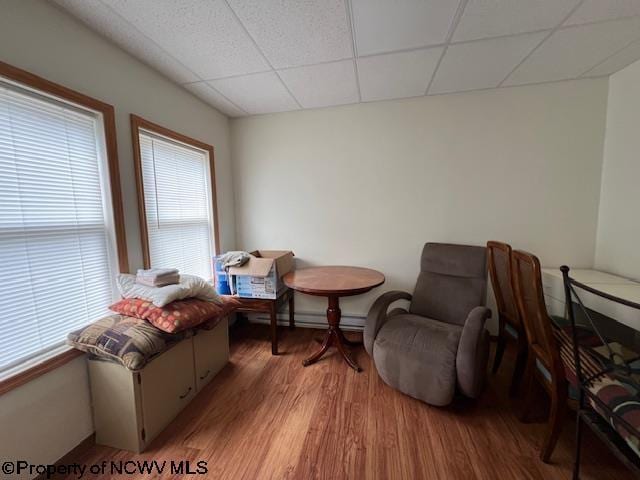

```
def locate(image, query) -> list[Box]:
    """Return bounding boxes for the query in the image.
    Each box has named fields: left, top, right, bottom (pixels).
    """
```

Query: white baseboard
left=246, top=310, right=497, bottom=334
left=246, top=310, right=365, bottom=332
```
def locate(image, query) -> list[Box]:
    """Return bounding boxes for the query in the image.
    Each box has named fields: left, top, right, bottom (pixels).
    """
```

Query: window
left=131, top=115, right=219, bottom=280
left=0, top=64, right=127, bottom=380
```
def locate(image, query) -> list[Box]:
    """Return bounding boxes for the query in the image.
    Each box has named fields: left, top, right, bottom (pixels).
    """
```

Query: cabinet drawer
left=140, top=339, right=195, bottom=442
left=194, top=317, right=229, bottom=391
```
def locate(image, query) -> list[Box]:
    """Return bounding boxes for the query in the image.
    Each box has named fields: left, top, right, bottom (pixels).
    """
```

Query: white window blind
left=0, top=81, right=118, bottom=376
left=139, top=131, right=215, bottom=280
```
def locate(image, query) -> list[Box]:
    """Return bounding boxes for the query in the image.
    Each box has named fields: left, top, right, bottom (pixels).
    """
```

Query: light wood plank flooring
left=66, top=323, right=632, bottom=479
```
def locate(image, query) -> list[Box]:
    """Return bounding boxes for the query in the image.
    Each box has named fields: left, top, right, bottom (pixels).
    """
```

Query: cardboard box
left=228, top=250, right=294, bottom=299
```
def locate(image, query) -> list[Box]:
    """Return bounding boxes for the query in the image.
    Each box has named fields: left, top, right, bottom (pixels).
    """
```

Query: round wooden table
left=283, top=266, right=385, bottom=372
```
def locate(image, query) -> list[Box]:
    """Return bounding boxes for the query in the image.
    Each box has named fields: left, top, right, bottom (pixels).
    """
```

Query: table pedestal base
left=302, top=295, right=362, bottom=372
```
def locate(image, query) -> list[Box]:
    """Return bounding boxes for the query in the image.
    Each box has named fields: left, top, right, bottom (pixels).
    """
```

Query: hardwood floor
left=66, top=323, right=632, bottom=479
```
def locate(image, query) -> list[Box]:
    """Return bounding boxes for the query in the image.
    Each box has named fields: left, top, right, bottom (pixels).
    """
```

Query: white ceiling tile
left=357, top=48, right=443, bottom=102
left=209, top=72, right=299, bottom=115
left=278, top=61, right=358, bottom=108
left=102, top=0, right=269, bottom=79
left=183, top=82, right=247, bottom=117
left=566, top=0, right=640, bottom=26
left=227, top=0, right=352, bottom=69
left=53, top=0, right=640, bottom=116
left=583, top=39, right=640, bottom=77
left=53, top=0, right=199, bottom=84
left=505, top=17, right=640, bottom=86
left=352, top=0, right=459, bottom=55
left=453, top=0, right=580, bottom=42
left=430, top=32, right=545, bottom=94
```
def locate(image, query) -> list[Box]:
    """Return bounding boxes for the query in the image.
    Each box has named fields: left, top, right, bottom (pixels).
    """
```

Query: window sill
left=0, top=347, right=84, bottom=396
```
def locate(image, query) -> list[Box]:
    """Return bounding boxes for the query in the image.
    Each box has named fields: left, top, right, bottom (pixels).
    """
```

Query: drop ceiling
left=53, top=0, right=640, bottom=117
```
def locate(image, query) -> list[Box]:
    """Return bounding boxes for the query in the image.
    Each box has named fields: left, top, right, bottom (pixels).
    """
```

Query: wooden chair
left=487, top=241, right=527, bottom=396
left=511, top=250, right=569, bottom=463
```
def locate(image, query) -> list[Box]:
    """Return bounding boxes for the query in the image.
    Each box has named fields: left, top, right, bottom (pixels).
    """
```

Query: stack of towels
left=136, top=268, right=180, bottom=287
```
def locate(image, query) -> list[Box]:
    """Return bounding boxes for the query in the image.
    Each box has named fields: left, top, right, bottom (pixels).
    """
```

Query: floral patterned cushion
left=109, top=296, right=239, bottom=333
left=589, top=374, right=640, bottom=457
left=553, top=318, right=603, bottom=388
left=67, top=314, right=189, bottom=370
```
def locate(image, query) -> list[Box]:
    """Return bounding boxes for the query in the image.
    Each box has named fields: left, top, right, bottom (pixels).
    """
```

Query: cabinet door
left=89, top=359, right=144, bottom=452
left=194, top=317, right=229, bottom=391
left=140, top=339, right=195, bottom=444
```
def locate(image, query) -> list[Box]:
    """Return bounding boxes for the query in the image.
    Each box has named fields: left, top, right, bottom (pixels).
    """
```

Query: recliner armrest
left=463, top=306, right=491, bottom=332
left=456, top=306, right=492, bottom=398
left=364, top=290, right=412, bottom=356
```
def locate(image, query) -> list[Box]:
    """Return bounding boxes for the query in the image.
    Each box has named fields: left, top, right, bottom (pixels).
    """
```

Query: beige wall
left=0, top=357, right=93, bottom=477
left=595, top=59, right=640, bottom=281
left=0, top=0, right=233, bottom=474
left=232, top=79, right=609, bottom=322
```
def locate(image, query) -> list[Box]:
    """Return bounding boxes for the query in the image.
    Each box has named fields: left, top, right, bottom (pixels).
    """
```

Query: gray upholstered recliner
left=364, top=243, right=491, bottom=406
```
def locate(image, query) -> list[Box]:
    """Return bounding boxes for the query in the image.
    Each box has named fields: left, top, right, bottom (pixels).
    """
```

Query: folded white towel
left=137, top=268, right=179, bottom=279
left=136, top=274, right=180, bottom=287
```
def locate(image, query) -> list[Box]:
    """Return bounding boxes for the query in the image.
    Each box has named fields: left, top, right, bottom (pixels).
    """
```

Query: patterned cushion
left=67, top=314, right=189, bottom=370
left=589, top=374, right=640, bottom=457
left=551, top=316, right=640, bottom=457
left=110, top=296, right=239, bottom=333
left=552, top=317, right=603, bottom=387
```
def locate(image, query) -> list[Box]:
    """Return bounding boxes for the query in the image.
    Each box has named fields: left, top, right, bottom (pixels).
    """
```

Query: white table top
left=593, top=283, right=640, bottom=304
left=541, top=267, right=637, bottom=285
left=541, top=268, right=640, bottom=331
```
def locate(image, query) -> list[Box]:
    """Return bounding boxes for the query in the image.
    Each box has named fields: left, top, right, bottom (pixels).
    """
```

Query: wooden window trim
left=130, top=114, right=221, bottom=268
left=0, top=60, right=129, bottom=272
left=0, top=61, right=129, bottom=396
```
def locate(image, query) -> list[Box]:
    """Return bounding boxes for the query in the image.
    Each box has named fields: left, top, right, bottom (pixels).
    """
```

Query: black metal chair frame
left=560, top=265, right=640, bottom=479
